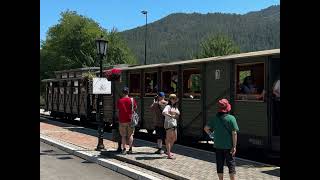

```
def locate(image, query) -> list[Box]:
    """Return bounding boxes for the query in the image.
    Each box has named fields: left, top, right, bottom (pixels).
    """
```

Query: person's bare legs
left=229, top=173, right=236, bottom=180
left=128, top=134, right=133, bottom=149
left=121, top=136, right=127, bottom=150
left=170, top=130, right=176, bottom=155
left=217, top=173, right=223, bottom=180
left=166, top=131, right=171, bottom=156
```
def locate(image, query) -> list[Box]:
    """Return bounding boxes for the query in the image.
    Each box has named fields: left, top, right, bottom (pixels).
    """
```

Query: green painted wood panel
left=233, top=101, right=268, bottom=137
left=205, top=61, right=231, bottom=125
left=71, top=94, right=78, bottom=114
left=103, top=96, right=113, bottom=122
left=79, top=93, right=87, bottom=115
left=181, top=99, right=202, bottom=138
left=65, top=92, right=71, bottom=114
left=143, top=97, right=155, bottom=130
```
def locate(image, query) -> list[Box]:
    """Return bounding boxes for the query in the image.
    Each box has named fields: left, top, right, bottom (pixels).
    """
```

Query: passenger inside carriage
left=240, top=76, right=256, bottom=94
left=272, top=76, right=280, bottom=136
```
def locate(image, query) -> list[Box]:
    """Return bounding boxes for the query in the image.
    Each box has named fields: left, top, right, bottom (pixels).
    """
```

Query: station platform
left=40, top=112, right=280, bottom=180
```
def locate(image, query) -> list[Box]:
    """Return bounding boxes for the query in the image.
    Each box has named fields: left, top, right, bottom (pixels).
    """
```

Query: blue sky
left=40, top=0, right=280, bottom=41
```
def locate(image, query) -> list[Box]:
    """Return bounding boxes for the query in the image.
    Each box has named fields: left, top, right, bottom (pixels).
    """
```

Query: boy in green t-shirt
left=204, top=99, right=239, bottom=180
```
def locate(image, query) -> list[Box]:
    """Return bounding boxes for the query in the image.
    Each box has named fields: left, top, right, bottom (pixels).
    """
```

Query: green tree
left=40, top=10, right=137, bottom=99
left=41, top=10, right=136, bottom=72
left=105, top=28, right=136, bottom=66
left=198, top=34, right=240, bottom=58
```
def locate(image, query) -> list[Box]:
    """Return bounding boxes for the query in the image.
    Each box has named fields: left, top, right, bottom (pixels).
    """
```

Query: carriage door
left=180, top=66, right=202, bottom=140
left=269, top=57, right=280, bottom=152
left=233, top=60, right=267, bottom=149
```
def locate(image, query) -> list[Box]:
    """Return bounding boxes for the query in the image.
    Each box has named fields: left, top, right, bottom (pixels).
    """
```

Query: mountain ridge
left=120, top=5, right=280, bottom=64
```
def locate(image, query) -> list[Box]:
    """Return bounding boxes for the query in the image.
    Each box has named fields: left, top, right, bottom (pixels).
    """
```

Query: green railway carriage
left=42, top=49, right=280, bottom=153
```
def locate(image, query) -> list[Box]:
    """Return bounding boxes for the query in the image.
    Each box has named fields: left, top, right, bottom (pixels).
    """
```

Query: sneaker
left=128, top=148, right=133, bottom=154
left=155, top=148, right=164, bottom=154
left=116, top=148, right=122, bottom=153
left=121, top=149, right=127, bottom=155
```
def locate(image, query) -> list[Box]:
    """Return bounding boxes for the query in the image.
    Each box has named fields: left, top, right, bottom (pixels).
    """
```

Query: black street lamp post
left=95, top=35, right=108, bottom=151
left=141, top=10, right=147, bottom=65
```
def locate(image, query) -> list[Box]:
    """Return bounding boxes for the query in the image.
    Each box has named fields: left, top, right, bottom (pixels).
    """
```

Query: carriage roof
left=119, top=49, right=280, bottom=71
left=41, top=49, right=279, bottom=82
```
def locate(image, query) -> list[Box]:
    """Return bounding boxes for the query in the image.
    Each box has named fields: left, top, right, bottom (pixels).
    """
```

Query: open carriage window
left=145, top=72, right=158, bottom=96
left=236, top=63, right=265, bottom=101
left=74, top=80, right=78, bottom=87
left=69, top=72, right=74, bottom=78
left=73, top=80, right=78, bottom=94
left=183, top=69, right=201, bottom=99
left=162, top=71, right=178, bottom=94
left=62, top=73, right=68, bottom=79
left=129, top=73, right=141, bottom=95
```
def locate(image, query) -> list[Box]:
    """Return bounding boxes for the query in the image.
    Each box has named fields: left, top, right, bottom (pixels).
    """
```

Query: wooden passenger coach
left=42, top=49, right=280, bottom=153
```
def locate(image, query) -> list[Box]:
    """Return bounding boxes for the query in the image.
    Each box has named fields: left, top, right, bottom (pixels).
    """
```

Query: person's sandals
left=127, top=148, right=133, bottom=154
left=167, top=153, right=175, bottom=159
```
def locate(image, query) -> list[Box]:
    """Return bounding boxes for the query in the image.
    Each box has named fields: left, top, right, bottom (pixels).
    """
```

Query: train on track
left=42, top=49, right=280, bottom=155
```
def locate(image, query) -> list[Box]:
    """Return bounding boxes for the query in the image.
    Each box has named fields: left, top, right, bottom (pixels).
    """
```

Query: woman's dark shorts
left=155, top=126, right=166, bottom=140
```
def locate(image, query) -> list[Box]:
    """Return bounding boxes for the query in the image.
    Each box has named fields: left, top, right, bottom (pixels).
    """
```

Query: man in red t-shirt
left=117, top=87, right=137, bottom=155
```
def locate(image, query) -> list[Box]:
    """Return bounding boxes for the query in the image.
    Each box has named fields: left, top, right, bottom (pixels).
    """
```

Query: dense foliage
left=40, top=11, right=136, bottom=97
left=120, top=5, right=280, bottom=64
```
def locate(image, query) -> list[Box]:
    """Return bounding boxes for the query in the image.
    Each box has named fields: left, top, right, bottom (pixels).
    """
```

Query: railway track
left=40, top=114, right=280, bottom=166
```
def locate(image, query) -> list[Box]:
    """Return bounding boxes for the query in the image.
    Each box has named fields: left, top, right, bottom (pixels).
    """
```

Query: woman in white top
left=162, top=94, right=180, bottom=159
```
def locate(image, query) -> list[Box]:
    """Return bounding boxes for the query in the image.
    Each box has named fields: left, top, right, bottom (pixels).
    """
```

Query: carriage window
left=183, top=69, right=201, bottom=99
left=74, top=80, right=78, bottom=86
left=76, top=72, right=82, bottom=77
left=145, top=72, right=158, bottom=96
left=129, top=73, right=141, bottom=95
left=62, top=73, right=68, bottom=78
left=69, top=72, right=74, bottom=78
left=236, top=63, right=265, bottom=101
left=162, top=71, right=178, bottom=94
